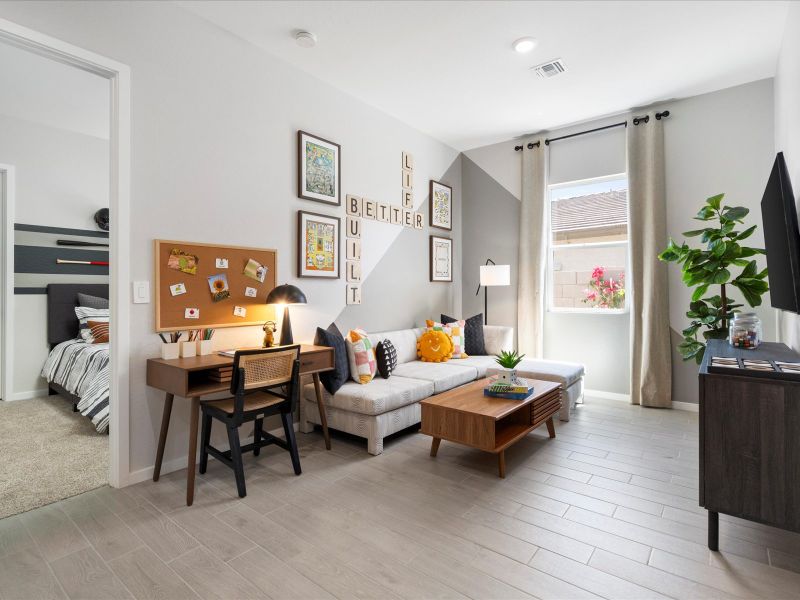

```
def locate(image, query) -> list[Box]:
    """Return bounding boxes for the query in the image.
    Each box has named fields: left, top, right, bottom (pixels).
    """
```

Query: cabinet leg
left=498, top=451, right=506, bottom=478
left=430, top=437, right=441, bottom=457
left=708, top=510, right=719, bottom=551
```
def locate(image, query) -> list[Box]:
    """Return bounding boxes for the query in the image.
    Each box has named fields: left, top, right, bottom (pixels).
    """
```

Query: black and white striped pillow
left=375, top=340, right=397, bottom=379
left=75, top=306, right=109, bottom=344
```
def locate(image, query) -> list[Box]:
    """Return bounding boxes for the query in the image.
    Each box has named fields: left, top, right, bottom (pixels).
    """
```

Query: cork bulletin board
left=154, top=239, right=278, bottom=332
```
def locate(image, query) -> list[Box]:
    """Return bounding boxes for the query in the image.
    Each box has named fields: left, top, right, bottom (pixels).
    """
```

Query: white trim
left=9, top=389, right=48, bottom=401
left=125, top=422, right=301, bottom=486
left=0, top=164, right=14, bottom=404
left=584, top=389, right=631, bottom=402
left=672, top=400, right=699, bottom=413
left=0, top=19, right=132, bottom=488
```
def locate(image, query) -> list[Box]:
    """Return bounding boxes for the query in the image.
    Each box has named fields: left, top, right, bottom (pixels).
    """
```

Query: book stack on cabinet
left=208, top=366, right=232, bottom=383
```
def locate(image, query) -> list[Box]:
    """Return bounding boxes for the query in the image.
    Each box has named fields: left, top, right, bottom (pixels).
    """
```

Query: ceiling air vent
left=532, top=59, right=566, bottom=78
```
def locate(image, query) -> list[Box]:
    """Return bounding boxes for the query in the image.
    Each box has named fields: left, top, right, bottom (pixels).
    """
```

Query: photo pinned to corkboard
left=154, top=240, right=277, bottom=332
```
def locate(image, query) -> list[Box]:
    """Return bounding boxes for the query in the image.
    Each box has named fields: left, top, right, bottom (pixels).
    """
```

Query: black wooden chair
left=199, top=345, right=302, bottom=497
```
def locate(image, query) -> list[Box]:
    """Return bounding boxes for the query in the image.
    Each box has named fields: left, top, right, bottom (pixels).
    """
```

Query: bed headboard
left=47, top=284, right=109, bottom=346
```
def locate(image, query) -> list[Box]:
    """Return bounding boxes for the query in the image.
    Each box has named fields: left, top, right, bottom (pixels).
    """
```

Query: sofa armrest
left=483, top=325, right=514, bottom=356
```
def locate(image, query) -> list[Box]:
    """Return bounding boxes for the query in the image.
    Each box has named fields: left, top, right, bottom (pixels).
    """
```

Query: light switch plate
left=133, top=281, right=150, bottom=304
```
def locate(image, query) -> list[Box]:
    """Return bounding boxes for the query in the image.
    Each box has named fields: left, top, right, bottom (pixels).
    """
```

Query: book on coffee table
left=484, top=377, right=534, bottom=400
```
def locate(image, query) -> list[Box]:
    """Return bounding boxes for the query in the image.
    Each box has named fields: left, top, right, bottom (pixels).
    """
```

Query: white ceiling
left=0, top=41, right=109, bottom=139
left=177, top=0, right=789, bottom=150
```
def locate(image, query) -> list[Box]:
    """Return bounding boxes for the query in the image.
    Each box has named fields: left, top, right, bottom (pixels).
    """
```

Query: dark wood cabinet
left=699, top=339, right=800, bottom=549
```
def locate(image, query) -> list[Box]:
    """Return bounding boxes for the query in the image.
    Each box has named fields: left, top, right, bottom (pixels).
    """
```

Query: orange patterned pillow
left=87, top=320, right=109, bottom=344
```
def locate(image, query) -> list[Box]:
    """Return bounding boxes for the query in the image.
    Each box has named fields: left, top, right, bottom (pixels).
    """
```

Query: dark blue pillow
left=314, top=323, right=350, bottom=395
left=442, top=313, right=486, bottom=355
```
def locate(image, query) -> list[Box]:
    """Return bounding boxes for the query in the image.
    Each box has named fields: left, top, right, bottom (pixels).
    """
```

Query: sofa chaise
left=300, top=325, right=584, bottom=455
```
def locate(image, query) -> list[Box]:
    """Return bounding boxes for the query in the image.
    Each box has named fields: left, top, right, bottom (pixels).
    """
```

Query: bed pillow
left=345, top=328, right=377, bottom=384
left=442, top=313, right=486, bottom=356
left=75, top=306, right=109, bottom=343
left=77, top=293, right=109, bottom=309
left=426, top=319, right=468, bottom=358
left=87, top=320, right=110, bottom=344
left=314, top=323, right=350, bottom=395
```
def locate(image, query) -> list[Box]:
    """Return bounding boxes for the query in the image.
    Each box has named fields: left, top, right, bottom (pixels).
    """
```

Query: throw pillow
left=345, top=328, right=377, bottom=384
left=87, top=320, right=110, bottom=344
left=426, top=319, right=468, bottom=358
left=314, top=323, right=350, bottom=395
left=77, top=293, right=109, bottom=309
left=75, top=306, right=110, bottom=343
left=417, top=329, right=453, bottom=363
left=375, top=340, right=397, bottom=378
left=442, top=313, right=486, bottom=355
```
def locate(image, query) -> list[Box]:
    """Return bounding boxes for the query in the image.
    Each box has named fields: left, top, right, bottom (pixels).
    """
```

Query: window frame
left=546, top=173, right=630, bottom=315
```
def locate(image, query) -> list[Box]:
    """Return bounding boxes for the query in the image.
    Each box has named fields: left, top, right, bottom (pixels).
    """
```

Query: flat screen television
left=761, top=152, right=800, bottom=313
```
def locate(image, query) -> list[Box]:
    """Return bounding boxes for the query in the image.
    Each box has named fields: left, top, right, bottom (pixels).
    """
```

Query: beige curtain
left=628, top=113, right=672, bottom=407
left=518, top=139, right=547, bottom=358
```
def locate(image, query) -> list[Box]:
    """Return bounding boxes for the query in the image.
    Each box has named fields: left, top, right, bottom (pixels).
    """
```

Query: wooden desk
left=146, top=344, right=334, bottom=505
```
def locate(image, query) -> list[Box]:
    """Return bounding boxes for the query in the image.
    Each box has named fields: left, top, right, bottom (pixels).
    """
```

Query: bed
left=41, top=284, right=110, bottom=433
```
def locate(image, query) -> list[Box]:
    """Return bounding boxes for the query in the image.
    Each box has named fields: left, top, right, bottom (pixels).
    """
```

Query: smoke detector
left=532, top=59, right=566, bottom=78
left=295, top=31, right=317, bottom=48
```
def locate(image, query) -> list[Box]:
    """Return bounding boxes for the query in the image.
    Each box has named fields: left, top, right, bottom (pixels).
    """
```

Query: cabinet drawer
left=300, top=349, right=334, bottom=374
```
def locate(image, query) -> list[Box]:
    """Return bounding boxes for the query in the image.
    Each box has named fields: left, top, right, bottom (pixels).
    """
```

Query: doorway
left=0, top=18, right=130, bottom=506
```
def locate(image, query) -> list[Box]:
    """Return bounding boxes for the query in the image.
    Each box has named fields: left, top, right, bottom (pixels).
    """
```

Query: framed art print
left=429, top=180, right=452, bottom=230
left=430, top=235, right=453, bottom=282
left=298, top=210, right=340, bottom=278
left=298, top=130, right=341, bottom=206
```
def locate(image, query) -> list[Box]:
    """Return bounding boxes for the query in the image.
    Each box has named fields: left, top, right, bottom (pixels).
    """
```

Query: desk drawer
left=300, top=349, right=334, bottom=374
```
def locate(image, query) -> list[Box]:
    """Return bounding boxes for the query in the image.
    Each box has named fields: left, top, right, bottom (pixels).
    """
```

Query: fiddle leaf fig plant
left=658, top=193, right=769, bottom=363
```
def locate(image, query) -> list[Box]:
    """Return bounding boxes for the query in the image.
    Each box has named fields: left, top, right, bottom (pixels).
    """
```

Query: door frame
left=0, top=18, right=131, bottom=487
left=0, top=165, right=14, bottom=404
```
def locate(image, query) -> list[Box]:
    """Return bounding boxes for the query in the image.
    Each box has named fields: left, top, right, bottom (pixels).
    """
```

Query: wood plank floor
left=2, top=396, right=800, bottom=600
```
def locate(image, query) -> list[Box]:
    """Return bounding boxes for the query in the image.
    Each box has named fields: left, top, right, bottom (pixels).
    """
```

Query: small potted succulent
left=494, top=349, right=525, bottom=384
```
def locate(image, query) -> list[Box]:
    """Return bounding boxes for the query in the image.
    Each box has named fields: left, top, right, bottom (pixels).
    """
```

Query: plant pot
left=495, top=368, right=519, bottom=384
left=197, top=340, right=213, bottom=356
left=161, top=343, right=180, bottom=360
left=180, top=341, right=197, bottom=358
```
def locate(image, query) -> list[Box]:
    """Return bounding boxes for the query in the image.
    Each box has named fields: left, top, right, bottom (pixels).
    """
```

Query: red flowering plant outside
left=582, top=266, right=625, bottom=309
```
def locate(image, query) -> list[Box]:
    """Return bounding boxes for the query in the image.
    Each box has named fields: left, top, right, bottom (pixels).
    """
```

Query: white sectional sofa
left=300, top=325, right=584, bottom=455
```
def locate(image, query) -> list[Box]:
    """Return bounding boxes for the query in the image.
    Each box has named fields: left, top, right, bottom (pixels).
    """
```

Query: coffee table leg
left=498, top=451, right=506, bottom=478
left=430, top=437, right=441, bottom=457
left=546, top=417, right=556, bottom=438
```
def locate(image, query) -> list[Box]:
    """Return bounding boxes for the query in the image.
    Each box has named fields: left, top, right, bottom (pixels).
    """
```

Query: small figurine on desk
left=262, top=320, right=277, bottom=347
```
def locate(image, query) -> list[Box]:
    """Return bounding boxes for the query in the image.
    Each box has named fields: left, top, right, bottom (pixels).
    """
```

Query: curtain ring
left=633, top=115, right=650, bottom=126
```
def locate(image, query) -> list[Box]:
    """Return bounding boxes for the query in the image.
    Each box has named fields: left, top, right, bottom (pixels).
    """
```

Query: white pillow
left=345, top=328, right=377, bottom=384
left=75, top=306, right=109, bottom=343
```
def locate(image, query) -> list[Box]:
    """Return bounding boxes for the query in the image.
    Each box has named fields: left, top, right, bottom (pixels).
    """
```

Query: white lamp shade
left=480, top=264, right=510, bottom=286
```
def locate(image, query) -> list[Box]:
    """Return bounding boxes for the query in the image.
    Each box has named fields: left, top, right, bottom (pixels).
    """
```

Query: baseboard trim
left=584, top=389, right=631, bottom=403
left=672, top=400, right=699, bottom=413
left=5, top=389, right=49, bottom=401
left=122, top=421, right=300, bottom=488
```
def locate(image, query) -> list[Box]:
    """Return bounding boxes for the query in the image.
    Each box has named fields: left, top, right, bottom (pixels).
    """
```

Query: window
left=547, top=174, right=628, bottom=312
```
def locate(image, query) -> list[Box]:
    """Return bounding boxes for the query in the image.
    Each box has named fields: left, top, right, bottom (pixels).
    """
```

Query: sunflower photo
left=207, top=273, right=230, bottom=302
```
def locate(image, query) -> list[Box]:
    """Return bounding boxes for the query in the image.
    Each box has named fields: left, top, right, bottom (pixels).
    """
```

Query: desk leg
left=312, top=373, right=331, bottom=450
left=186, top=396, right=200, bottom=506
left=546, top=417, right=556, bottom=438
left=153, top=393, right=174, bottom=482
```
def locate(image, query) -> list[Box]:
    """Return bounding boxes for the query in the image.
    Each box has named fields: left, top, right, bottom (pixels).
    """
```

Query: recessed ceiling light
left=512, top=37, right=537, bottom=54
left=295, top=31, right=317, bottom=48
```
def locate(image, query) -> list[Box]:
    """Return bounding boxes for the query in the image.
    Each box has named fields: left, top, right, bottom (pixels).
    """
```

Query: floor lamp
left=476, top=259, right=511, bottom=325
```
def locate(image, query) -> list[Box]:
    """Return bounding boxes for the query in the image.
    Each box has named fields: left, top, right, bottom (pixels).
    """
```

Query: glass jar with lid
left=729, top=312, right=762, bottom=349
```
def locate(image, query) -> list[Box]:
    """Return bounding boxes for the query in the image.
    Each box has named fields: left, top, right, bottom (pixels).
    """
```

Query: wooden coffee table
left=420, top=378, right=561, bottom=478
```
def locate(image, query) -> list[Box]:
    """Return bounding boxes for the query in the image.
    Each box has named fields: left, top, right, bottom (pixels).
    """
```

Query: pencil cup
left=197, top=340, right=213, bottom=356
left=161, top=343, right=180, bottom=360
left=180, top=341, right=197, bottom=358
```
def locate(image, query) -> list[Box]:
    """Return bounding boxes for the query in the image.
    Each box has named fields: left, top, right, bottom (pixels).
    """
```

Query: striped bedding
left=41, top=339, right=110, bottom=433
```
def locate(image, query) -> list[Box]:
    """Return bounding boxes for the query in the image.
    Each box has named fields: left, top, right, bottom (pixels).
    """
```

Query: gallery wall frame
left=430, top=179, right=453, bottom=231
left=297, top=130, right=341, bottom=206
left=430, top=235, right=453, bottom=282
left=298, top=210, right=341, bottom=279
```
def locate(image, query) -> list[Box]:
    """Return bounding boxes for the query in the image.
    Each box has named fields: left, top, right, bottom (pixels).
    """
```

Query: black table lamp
left=265, top=283, right=307, bottom=346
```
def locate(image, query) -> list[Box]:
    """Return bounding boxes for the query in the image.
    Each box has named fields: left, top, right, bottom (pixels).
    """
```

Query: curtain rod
left=514, top=110, right=670, bottom=151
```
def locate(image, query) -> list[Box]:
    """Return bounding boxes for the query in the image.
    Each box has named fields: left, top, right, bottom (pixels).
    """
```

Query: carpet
left=0, top=396, right=108, bottom=519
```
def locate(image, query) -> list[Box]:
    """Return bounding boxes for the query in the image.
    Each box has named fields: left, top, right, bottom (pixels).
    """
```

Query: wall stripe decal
left=14, top=223, right=109, bottom=238
left=14, top=287, right=48, bottom=295
left=15, top=245, right=109, bottom=275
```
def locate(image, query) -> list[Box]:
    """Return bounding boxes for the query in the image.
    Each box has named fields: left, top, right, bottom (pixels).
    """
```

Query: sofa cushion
left=302, top=375, right=433, bottom=416
left=367, top=328, right=424, bottom=364
left=442, top=313, right=486, bottom=356
left=487, top=358, right=584, bottom=388
left=392, top=360, right=478, bottom=393
left=440, top=355, right=498, bottom=377
left=314, top=323, right=350, bottom=395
